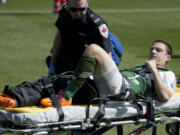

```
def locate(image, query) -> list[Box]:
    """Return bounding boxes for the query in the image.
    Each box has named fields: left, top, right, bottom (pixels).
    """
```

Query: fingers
left=145, top=59, right=157, bottom=73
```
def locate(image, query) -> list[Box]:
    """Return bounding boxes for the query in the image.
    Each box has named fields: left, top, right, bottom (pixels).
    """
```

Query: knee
left=83, top=44, right=103, bottom=58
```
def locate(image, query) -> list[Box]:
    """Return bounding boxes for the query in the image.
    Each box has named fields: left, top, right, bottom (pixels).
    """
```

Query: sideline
left=0, top=8, right=180, bottom=14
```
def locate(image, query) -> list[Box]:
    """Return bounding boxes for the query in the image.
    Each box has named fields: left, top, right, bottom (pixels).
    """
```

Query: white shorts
left=94, top=62, right=123, bottom=98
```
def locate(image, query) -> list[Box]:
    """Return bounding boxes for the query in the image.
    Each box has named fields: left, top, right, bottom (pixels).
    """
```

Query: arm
left=145, top=59, right=172, bottom=102
left=50, top=31, right=61, bottom=65
left=48, top=30, right=61, bottom=75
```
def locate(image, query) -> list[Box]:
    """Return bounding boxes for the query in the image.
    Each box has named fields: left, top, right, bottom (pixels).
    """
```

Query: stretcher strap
left=41, top=75, right=65, bottom=121
left=93, top=103, right=105, bottom=123
left=86, top=98, right=109, bottom=127
left=139, top=95, right=156, bottom=135
left=145, top=98, right=156, bottom=135
left=123, top=73, right=156, bottom=135
left=86, top=97, right=144, bottom=128
left=46, top=83, right=64, bottom=121
left=115, top=75, right=144, bottom=117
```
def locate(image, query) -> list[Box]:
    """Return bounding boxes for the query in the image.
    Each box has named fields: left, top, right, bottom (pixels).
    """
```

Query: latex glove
left=48, top=64, right=56, bottom=76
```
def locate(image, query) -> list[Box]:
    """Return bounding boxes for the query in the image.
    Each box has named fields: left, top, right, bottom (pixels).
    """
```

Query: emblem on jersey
left=98, top=24, right=108, bottom=38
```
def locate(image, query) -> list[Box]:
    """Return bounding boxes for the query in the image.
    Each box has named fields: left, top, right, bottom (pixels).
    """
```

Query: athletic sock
left=62, top=56, right=96, bottom=100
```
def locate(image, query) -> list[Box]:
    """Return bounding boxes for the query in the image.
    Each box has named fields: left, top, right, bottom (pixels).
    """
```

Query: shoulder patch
left=98, top=24, right=108, bottom=38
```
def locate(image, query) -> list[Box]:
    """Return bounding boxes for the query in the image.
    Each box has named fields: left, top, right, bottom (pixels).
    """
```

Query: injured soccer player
left=0, top=40, right=177, bottom=108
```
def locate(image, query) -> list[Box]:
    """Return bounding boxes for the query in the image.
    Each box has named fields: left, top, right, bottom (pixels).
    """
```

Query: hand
left=145, top=59, right=158, bottom=74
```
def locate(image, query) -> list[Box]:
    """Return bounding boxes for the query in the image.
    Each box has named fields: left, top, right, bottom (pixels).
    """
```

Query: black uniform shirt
left=55, top=6, right=111, bottom=73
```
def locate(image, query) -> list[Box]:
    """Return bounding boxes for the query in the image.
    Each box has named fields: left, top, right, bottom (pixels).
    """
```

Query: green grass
left=0, top=0, right=180, bottom=134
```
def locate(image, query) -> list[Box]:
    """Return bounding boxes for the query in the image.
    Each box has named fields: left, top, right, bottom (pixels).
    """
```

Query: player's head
left=149, top=40, right=172, bottom=67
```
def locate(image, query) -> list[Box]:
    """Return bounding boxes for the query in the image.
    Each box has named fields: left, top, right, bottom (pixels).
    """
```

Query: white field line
left=0, top=8, right=180, bottom=14
left=95, top=8, right=180, bottom=13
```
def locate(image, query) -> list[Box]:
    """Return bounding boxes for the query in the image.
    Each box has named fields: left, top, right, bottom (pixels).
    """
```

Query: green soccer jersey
left=120, top=65, right=169, bottom=96
left=121, top=71, right=148, bottom=95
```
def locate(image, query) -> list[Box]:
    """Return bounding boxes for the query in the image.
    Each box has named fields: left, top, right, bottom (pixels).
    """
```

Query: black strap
left=44, top=83, right=64, bottom=121
left=41, top=73, right=76, bottom=121
left=122, top=66, right=154, bottom=98
left=86, top=98, right=109, bottom=126
left=93, top=103, right=105, bottom=123
left=121, top=75, right=144, bottom=116
left=147, top=98, right=156, bottom=135
left=138, top=95, right=156, bottom=135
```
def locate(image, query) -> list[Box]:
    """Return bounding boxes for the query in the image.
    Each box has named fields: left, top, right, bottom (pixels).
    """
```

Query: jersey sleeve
left=88, top=10, right=111, bottom=53
left=160, top=71, right=177, bottom=94
left=96, top=23, right=111, bottom=53
left=55, top=6, right=68, bottom=31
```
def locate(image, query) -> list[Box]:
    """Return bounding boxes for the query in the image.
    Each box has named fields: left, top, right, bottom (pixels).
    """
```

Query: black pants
left=3, top=76, right=54, bottom=107
left=3, top=75, right=97, bottom=107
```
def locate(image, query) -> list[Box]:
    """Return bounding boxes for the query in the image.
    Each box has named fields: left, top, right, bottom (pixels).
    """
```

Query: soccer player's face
left=149, top=42, right=171, bottom=67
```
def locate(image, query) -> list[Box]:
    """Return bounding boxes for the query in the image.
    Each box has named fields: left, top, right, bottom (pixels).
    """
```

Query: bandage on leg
left=94, top=63, right=123, bottom=98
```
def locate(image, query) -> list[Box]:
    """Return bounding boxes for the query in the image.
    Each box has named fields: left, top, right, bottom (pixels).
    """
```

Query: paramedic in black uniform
left=48, top=0, right=111, bottom=76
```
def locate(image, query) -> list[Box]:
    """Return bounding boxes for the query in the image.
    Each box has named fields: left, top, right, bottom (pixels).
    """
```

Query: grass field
left=0, top=0, right=180, bottom=134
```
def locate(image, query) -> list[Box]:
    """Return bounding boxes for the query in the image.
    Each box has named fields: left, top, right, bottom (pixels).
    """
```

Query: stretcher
left=0, top=87, right=180, bottom=135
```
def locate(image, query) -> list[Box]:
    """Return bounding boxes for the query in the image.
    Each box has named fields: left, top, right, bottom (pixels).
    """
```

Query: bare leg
left=83, top=44, right=123, bottom=97
left=83, top=44, right=114, bottom=76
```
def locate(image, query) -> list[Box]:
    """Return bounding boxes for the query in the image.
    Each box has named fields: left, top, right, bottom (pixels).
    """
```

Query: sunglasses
left=69, top=3, right=88, bottom=12
left=69, top=7, right=87, bottom=12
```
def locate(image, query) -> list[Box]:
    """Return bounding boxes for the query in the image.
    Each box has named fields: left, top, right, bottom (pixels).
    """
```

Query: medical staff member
left=48, top=0, right=111, bottom=76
